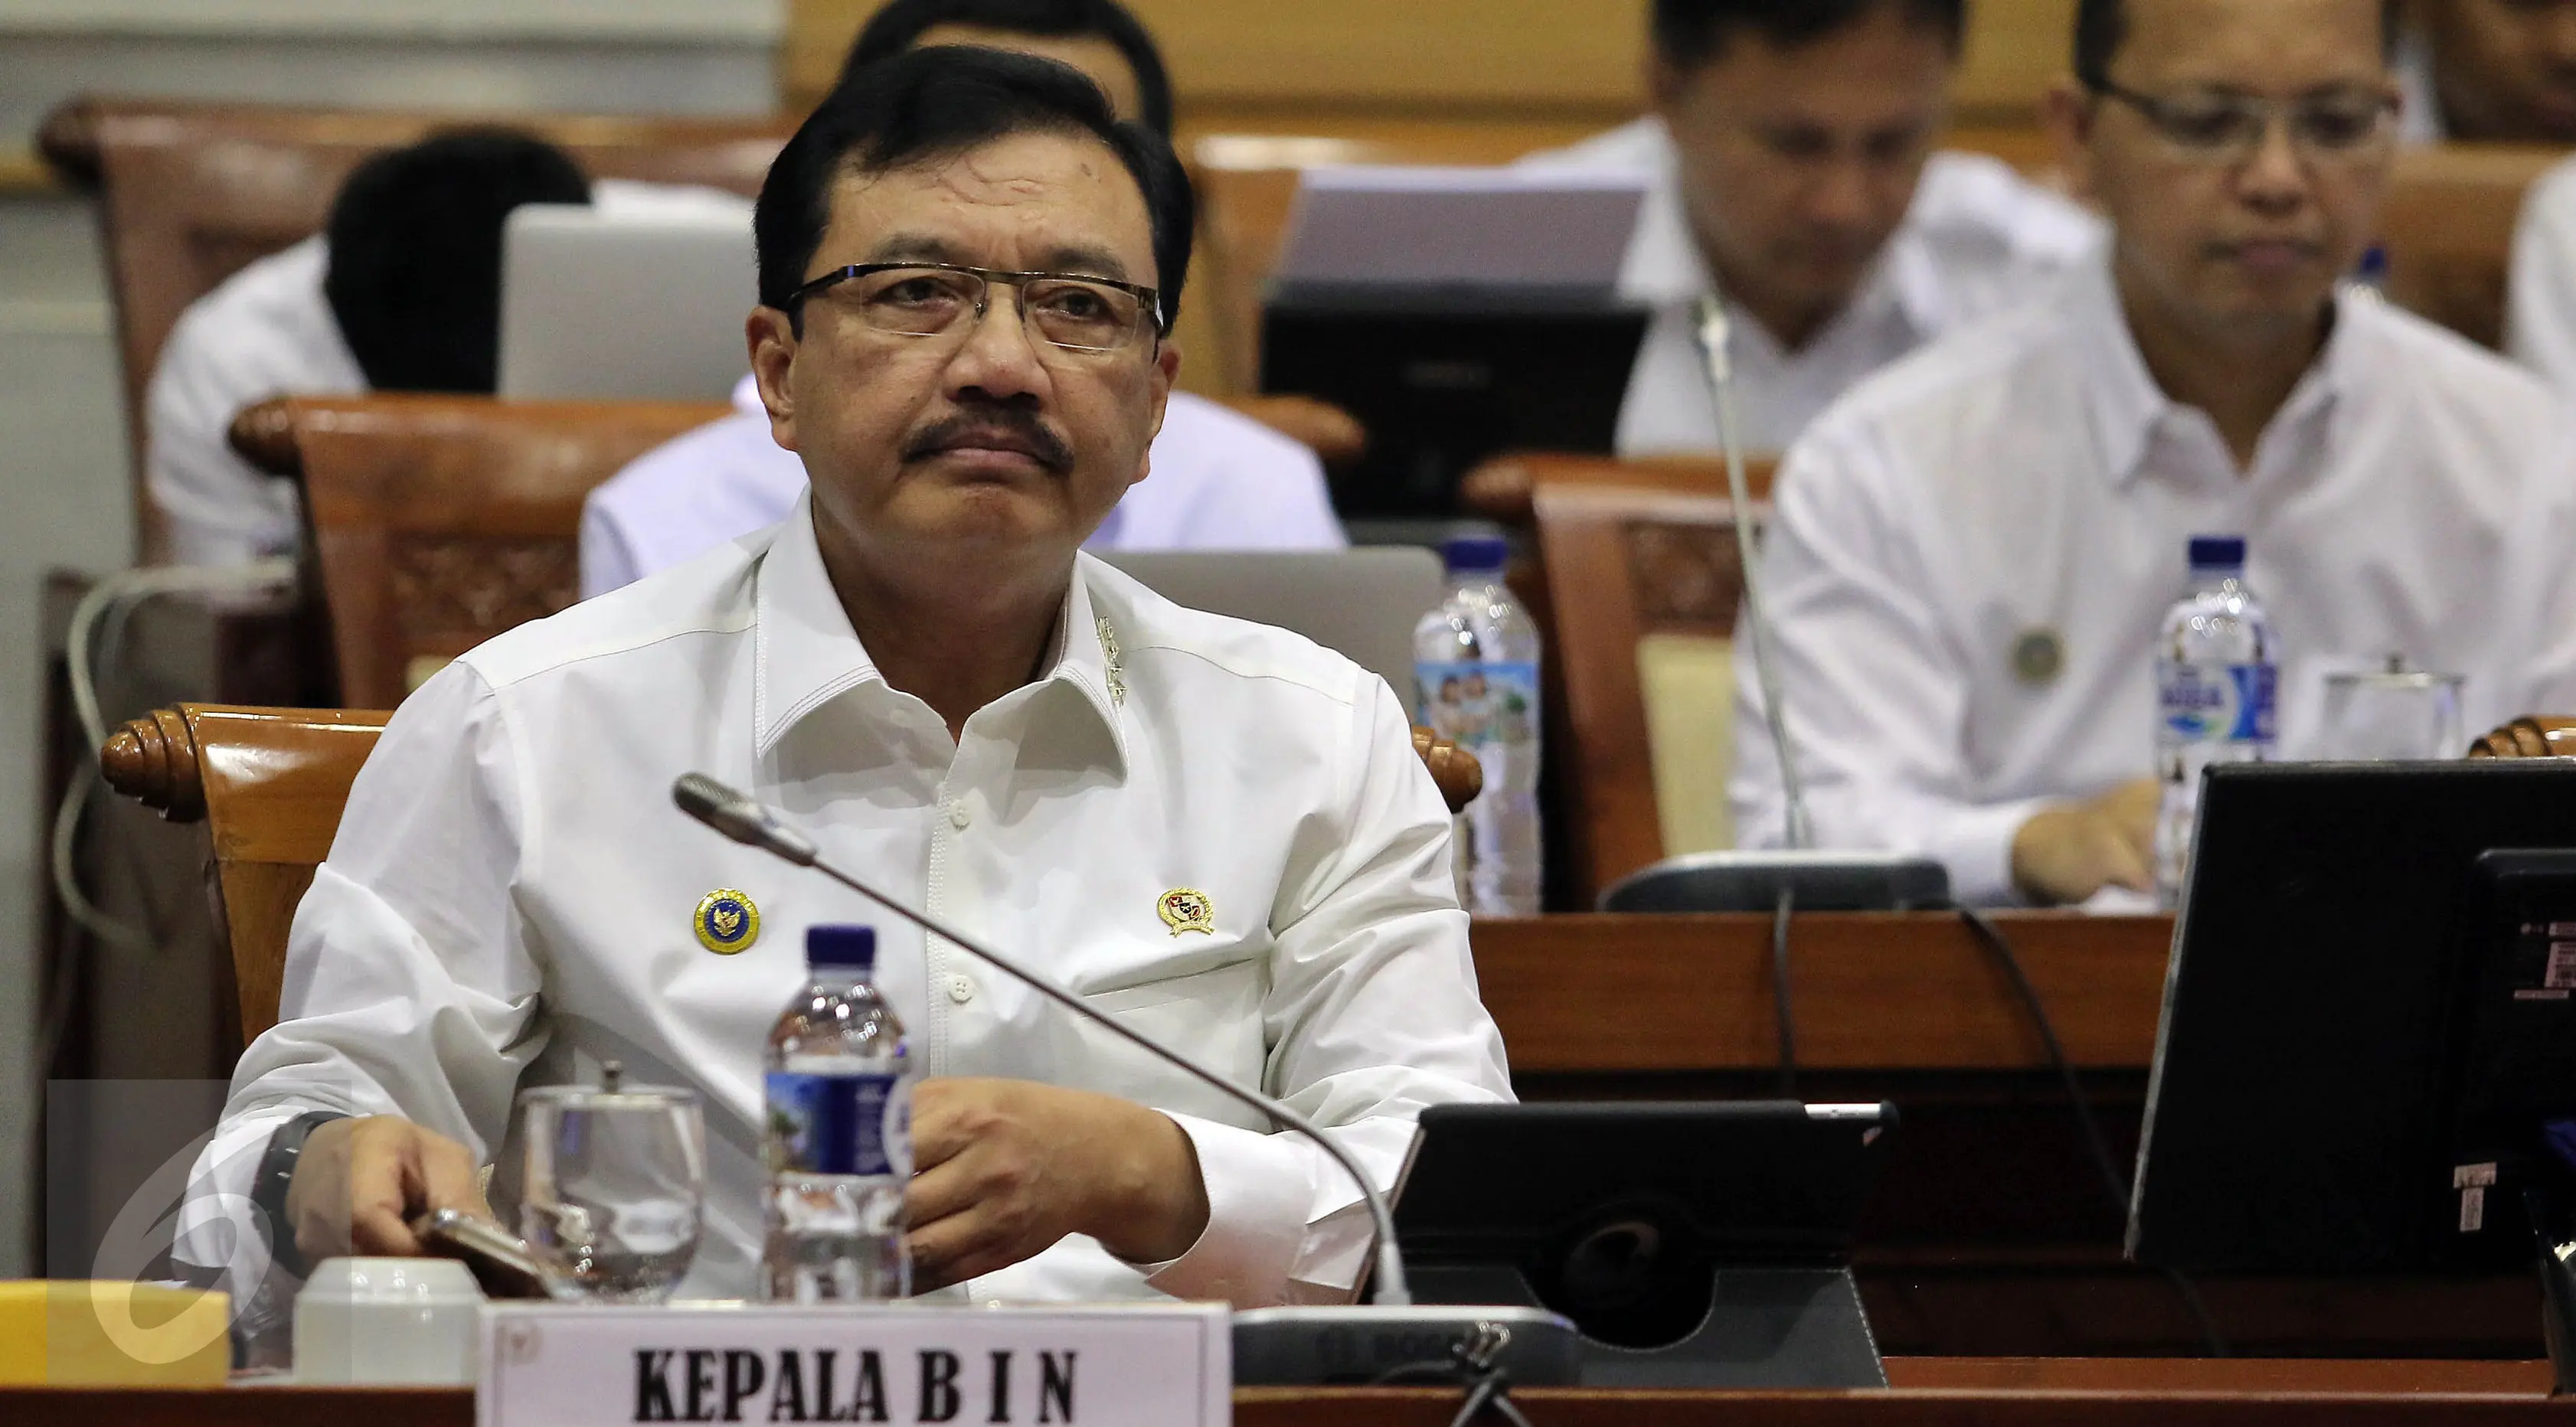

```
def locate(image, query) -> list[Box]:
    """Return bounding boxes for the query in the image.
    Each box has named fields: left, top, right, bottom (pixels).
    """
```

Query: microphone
left=675, top=772, right=1417, bottom=1301
left=1595, top=297, right=1950, bottom=913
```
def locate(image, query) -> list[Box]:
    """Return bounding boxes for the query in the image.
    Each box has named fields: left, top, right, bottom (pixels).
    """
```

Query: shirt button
left=948, top=801, right=972, bottom=831
left=948, top=974, right=976, bottom=1004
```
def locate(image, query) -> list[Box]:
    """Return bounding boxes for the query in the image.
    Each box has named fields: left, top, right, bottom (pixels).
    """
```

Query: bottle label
left=2157, top=660, right=2278, bottom=744
left=764, top=1071, right=912, bottom=1177
left=1417, top=660, right=1540, bottom=749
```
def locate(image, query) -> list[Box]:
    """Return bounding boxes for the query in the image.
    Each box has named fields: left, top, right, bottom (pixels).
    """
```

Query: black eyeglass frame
left=785, top=260, right=1166, bottom=351
left=2086, top=79, right=2401, bottom=158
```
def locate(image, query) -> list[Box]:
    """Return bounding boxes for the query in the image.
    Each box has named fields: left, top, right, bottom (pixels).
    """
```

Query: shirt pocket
left=1067, top=957, right=1271, bottom=1131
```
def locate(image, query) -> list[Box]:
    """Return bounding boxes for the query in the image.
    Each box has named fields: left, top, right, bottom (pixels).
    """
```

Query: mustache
left=900, top=408, right=1075, bottom=472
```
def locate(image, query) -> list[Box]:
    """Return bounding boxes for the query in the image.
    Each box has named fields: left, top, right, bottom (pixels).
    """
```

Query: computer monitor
left=497, top=203, right=754, bottom=402
left=2131, top=761, right=2576, bottom=1274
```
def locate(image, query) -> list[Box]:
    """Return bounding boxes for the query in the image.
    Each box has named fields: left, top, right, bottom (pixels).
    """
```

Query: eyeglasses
left=2091, top=81, right=2399, bottom=162
left=787, top=262, right=1162, bottom=354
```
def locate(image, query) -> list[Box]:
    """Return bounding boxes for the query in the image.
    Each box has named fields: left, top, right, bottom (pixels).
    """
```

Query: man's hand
left=904, top=1079, right=1210, bottom=1292
left=2011, top=778, right=2160, bottom=906
left=284, top=1115, right=494, bottom=1263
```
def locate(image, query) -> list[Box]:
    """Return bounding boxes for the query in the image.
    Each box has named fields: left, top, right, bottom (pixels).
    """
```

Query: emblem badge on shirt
left=2011, top=628, right=2066, bottom=687
left=1097, top=616, right=1127, bottom=707
left=1157, top=888, right=1214, bottom=937
left=694, top=888, right=760, bottom=954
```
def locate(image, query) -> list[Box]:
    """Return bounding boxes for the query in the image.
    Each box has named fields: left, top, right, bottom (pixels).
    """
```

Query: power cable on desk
left=1770, top=883, right=1798, bottom=1099
left=1953, top=903, right=2231, bottom=1357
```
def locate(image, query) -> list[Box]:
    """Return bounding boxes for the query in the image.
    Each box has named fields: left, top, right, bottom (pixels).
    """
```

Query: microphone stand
left=673, top=773, right=1582, bottom=1388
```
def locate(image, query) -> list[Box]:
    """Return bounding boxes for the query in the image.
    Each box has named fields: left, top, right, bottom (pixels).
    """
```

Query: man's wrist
left=1091, top=1102, right=1208, bottom=1265
left=252, top=1110, right=348, bottom=1279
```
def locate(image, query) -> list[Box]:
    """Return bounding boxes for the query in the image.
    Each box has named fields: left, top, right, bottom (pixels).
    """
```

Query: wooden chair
left=1528, top=478, right=1762, bottom=906
left=1462, top=449, right=1776, bottom=524
left=2378, top=143, right=2566, bottom=352
left=2469, top=715, right=2576, bottom=759
left=98, top=704, right=1479, bottom=1039
left=229, top=393, right=731, bottom=709
left=34, top=96, right=790, bottom=560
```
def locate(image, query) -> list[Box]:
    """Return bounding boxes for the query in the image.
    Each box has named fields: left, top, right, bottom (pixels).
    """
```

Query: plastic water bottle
left=2153, top=536, right=2277, bottom=905
left=1414, top=534, right=1544, bottom=915
left=760, top=925, right=913, bottom=1301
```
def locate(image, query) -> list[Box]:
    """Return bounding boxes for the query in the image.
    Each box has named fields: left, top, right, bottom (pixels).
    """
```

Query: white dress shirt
left=579, top=377, right=1348, bottom=599
left=2508, top=152, right=2576, bottom=390
left=1518, top=117, right=2103, bottom=455
left=179, top=498, right=1509, bottom=1306
left=1732, top=250, right=2576, bottom=905
left=146, top=181, right=755, bottom=567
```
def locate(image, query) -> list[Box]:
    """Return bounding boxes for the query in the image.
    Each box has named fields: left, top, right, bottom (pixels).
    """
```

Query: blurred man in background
left=579, top=0, right=1345, bottom=598
left=2398, top=0, right=2576, bottom=142
left=1522, top=0, right=2102, bottom=456
left=146, top=131, right=747, bottom=567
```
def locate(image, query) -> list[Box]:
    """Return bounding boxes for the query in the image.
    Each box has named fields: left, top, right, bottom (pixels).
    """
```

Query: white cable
left=1693, top=296, right=1813, bottom=851
left=49, top=559, right=299, bottom=959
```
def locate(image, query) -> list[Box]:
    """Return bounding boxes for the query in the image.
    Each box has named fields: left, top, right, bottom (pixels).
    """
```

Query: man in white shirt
left=1732, top=0, right=2576, bottom=906
left=148, top=132, right=750, bottom=567
left=180, top=47, right=1508, bottom=1312
left=580, top=0, right=1344, bottom=597
left=2509, top=155, right=2576, bottom=389
left=2395, top=0, right=2576, bottom=143
left=1521, top=0, right=2103, bottom=456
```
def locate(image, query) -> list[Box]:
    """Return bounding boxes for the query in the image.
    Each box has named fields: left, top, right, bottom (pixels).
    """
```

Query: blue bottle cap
left=2188, top=535, right=2247, bottom=572
left=1442, top=535, right=1510, bottom=573
left=806, top=924, right=875, bottom=971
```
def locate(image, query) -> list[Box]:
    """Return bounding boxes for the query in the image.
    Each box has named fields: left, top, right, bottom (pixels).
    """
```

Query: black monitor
left=2130, top=761, right=2576, bottom=1274
left=1391, top=1100, right=1894, bottom=1387
left=1260, top=286, right=1649, bottom=521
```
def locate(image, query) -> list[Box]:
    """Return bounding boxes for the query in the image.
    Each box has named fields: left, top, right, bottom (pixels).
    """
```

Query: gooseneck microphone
left=672, top=772, right=1418, bottom=1304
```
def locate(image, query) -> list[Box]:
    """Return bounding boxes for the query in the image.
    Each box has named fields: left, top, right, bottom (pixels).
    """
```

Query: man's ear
left=2040, top=77, right=2103, bottom=207
left=1133, top=337, right=1180, bottom=490
left=747, top=306, right=800, bottom=453
left=1647, top=54, right=1691, bottom=116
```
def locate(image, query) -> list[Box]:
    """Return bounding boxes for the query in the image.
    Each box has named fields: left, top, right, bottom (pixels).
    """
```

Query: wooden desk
left=5, top=1360, right=2564, bottom=1425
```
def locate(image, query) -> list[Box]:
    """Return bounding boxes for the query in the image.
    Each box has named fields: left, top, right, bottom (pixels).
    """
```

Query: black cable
left=1770, top=883, right=1798, bottom=1099
left=1955, top=904, right=2231, bottom=1357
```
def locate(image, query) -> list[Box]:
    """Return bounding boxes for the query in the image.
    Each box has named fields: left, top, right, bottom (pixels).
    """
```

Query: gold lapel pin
left=1157, top=888, right=1214, bottom=937
left=695, top=888, right=760, bottom=954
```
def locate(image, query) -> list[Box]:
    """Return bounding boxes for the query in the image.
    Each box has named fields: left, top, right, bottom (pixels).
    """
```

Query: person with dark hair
left=1522, top=0, right=2100, bottom=455
left=2394, top=0, right=2576, bottom=142
left=844, top=0, right=1175, bottom=135
left=180, top=45, right=1508, bottom=1311
left=579, top=0, right=1342, bottom=599
left=1732, top=0, right=2576, bottom=906
left=145, top=130, right=748, bottom=566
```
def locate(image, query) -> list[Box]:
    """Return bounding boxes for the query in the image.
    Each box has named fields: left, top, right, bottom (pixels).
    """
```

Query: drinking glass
left=515, top=1071, right=705, bottom=1302
left=2319, top=662, right=2466, bottom=762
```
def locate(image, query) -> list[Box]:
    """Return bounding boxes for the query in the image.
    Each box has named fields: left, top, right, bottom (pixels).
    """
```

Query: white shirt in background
left=145, top=181, right=754, bottom=567
left=179, top=498, right=1511, bottom=1305
left=578, top=375, right=1348, bottom=599
left=1732, top=252, right=2576, bottom=905
left=1518, top=116, right=2103, bottom=456
left=2507, top=153, right=2576, bottom=390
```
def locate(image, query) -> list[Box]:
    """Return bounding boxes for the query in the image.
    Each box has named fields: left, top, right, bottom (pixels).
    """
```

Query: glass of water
left=2319, top=660, right=2466, bottom=762
left=515, top=1069, right=704, bottom=1302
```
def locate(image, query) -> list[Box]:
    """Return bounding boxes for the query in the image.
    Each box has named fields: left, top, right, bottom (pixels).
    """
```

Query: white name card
left=477, top=1302, right=1230, bottom=1427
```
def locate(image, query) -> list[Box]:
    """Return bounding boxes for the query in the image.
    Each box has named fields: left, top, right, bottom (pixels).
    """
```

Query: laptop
left=497, top=203, right=755, bottom=402
left=1101, top=548, right=1443, bottom=704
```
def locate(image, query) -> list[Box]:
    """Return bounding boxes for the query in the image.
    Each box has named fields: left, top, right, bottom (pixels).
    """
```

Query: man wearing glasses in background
left=179, top=48, right=1509, bottom=1320
left=1728, top=0, right=2576, bottom=907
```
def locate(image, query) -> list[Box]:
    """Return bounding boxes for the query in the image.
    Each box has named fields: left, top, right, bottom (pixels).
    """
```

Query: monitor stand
left=1410, top=1261, right=1885, bottom=1389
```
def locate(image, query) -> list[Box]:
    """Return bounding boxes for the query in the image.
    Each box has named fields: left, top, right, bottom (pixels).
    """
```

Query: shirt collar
left=751, top=495, right=1128, bottom=763
left=2069, top=247, right=2359, bottom=488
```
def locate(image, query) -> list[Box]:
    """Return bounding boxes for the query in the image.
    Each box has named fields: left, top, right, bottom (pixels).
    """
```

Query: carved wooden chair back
left=96, top=704, right=1480, bottom=1041
left=1529, top=478, right=1767, bottom=906
left=2378, top=143, right=2564, bottom=351
left=98, top=704, right=390, bottom=1044
left=230, top=393, right=731, bottom=709
left=34, top=96, right=787, bottom=559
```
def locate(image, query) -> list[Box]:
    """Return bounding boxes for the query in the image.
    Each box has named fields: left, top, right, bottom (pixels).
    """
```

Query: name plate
left=478, top=1302, right=1230, bottom=1427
